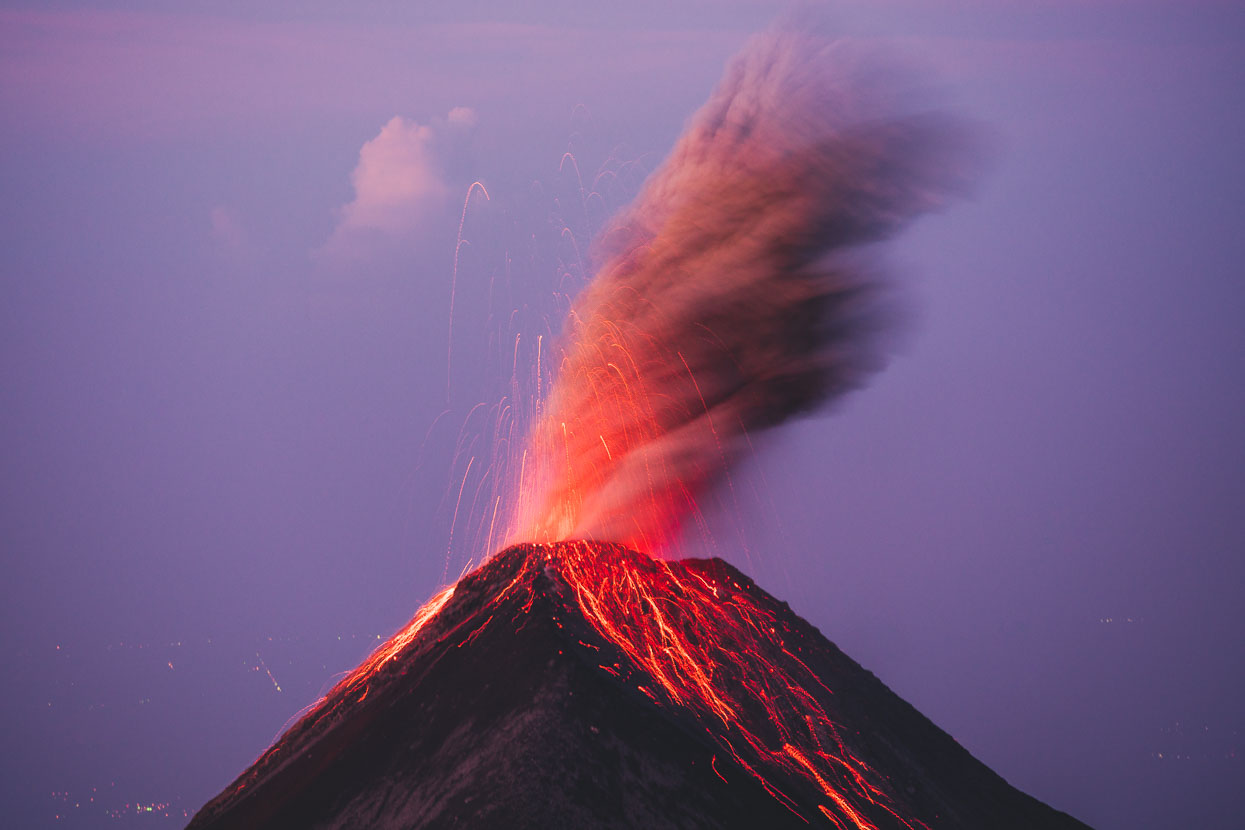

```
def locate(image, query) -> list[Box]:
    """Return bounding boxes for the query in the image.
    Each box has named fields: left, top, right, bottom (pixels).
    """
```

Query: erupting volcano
left=191, top=20, right=1089, bottom=830
left=189, top=543, right=1088, bottom=829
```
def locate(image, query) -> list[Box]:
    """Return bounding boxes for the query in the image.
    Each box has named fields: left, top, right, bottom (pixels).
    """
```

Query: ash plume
left=513, top=25, right=978, bottom=553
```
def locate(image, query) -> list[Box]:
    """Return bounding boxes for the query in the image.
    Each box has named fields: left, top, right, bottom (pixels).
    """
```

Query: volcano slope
left=187, top=542, right=1092, bottom=830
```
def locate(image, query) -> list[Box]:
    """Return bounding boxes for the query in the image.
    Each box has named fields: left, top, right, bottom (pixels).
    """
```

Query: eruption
left=188, top=544, right=1089, bottom=829
left=187, top=22, right=1043, bottom=830
left=510, top=26, right=976, bottom=553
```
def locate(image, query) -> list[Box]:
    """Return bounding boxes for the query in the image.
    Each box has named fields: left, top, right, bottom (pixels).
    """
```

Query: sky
left=2, top=1, right=1243, bottom=827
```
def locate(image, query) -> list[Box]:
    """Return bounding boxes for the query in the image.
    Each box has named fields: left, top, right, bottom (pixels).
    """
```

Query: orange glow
left=235, top=583, right=456, bottom=783
left=221, top=541, right=923, bottom=827
left=218, top=27, right=975, bottom=825
left=505, top=290, right=718, bottom=555
left=541, top=541, right=926, bottom=829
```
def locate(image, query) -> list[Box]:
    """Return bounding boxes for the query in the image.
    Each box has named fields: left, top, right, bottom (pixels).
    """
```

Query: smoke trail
left=512, top=25, right=977, bottom=553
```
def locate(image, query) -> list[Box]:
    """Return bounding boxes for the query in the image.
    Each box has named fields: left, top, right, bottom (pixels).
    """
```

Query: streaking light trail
left=224, top=19, right=978, bottom=829
left=546, top=541, right=925, bottom=829
left=507, top=24, right=975, bottom=554
left=219, top=542, right=930, bottom=827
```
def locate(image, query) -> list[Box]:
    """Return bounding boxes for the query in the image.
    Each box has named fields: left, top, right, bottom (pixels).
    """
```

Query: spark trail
left=509, top=25, right=975, bottom=553
left=487, top=22, right=977, bottom=825
left=547, top=541, right=926, bottom=829
left=208, top=22, right=981, bottom=830
left=207, top=543, right=930, bottom=828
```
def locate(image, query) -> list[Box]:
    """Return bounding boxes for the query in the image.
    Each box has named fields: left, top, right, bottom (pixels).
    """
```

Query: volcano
left=187, top=543, right=1091, bottom=829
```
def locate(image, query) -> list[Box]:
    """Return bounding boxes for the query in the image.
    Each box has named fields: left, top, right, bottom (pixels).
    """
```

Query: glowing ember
left=544, top=541, right=925, bottom=829
left=232, top=542, right=927, bottom=827
left=506, top=26, right=974, bottom=555
left=476, top=30, right=973, bottom=820
left=226, top=583, right=456, bottom=793
left=206, top=20, right=980, bottom=830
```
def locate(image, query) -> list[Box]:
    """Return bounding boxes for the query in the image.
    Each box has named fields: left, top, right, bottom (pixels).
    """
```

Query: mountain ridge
left=188, top=543, right=1092, bottom=829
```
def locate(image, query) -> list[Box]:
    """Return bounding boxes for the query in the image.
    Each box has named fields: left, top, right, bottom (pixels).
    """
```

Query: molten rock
left=188, top=543, right=1091, bottom=829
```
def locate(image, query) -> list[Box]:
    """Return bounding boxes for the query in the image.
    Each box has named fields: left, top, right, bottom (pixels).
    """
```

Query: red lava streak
left=506, top=27, right=974, bottom=555
left=250, top=542, right=928, bottom=828
left=219, top=22, right=980, bottom=830
left=545, top=541, right=925, bottom=829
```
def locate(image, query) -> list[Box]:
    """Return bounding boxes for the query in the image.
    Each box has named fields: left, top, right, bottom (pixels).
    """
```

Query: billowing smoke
left=511, top=25, right=977, bottom=553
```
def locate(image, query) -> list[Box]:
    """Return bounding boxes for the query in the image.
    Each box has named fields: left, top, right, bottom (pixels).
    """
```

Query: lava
left=226, top=583, right=457, bottom=793
left=506, top=25, right=975, bottom=554
left=216, top=20, right=978, bottom=830
left=474, top=33, right=974, bottom=820
left=546, top=541, right=924, bottom=829
left=232, top=542, right=924, bottom=828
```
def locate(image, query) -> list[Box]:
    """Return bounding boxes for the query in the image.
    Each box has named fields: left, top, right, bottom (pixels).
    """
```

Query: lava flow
left=199, top=542, right=935, bottom=828
left=505, top=25, right=975, bottom=554
left=191, top=540, right=1092, bottom=829
left=475, top=29, right=975, bottom=823
left=545, top=541, right=924, bottom=829
left=194, top=21, right=999, bottom=830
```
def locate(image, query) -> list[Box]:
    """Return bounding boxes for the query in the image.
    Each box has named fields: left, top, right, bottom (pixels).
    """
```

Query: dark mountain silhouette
left=187, top=542, right=1092, bottom=829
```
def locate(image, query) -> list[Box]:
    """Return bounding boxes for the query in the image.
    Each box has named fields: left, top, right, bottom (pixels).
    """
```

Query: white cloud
left=319, top=108, right=475, bottom=262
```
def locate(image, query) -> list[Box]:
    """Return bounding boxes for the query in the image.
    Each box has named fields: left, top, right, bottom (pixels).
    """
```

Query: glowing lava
left=193, top=537, right=1091, bottom=829
left=544, top=541, right=926, bottom=829
left=206, top=20, right=981, bottom=830
left=505, top=26, right=974, bottom=555
left=232, top=542, right=928, bottom=828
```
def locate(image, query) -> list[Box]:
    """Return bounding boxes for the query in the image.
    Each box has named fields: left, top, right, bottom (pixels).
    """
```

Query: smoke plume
left=512, top=26, right=977, bottom=553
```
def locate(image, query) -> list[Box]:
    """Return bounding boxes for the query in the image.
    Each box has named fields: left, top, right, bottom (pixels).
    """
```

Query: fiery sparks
left=243, top=542, right=928, bottom=827
left=546, top=541, right=925, bottom=829
left=221, top=20, right=977, bottom=830
left=506, top=27, right=974, bottom=555
left=479, top=24, right=971, bottom=824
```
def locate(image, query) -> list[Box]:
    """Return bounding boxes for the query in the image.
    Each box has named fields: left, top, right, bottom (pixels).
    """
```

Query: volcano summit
left=188, top=542, right=1090, bottom=829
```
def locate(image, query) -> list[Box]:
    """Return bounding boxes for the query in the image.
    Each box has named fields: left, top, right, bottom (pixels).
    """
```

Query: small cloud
left=446, top=106, right=478, bottom=129
left=319, top=108, right=476, bottom=263
left=337, top=116, right=445, bottom=235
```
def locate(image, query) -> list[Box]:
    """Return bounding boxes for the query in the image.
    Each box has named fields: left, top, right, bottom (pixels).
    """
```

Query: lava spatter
left=189, top=543, right=1090, bottom=830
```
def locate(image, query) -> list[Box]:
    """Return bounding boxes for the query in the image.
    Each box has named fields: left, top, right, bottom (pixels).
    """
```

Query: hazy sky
left=2, top=2, right=1243, bottom=828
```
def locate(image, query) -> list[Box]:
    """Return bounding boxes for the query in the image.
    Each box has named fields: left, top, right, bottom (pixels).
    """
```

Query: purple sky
left=3, top=2, right=1243, bottom=827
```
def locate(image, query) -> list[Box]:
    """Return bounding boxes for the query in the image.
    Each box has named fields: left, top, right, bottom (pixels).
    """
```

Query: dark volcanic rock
left=187, top=543, right=1092, bottom=830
